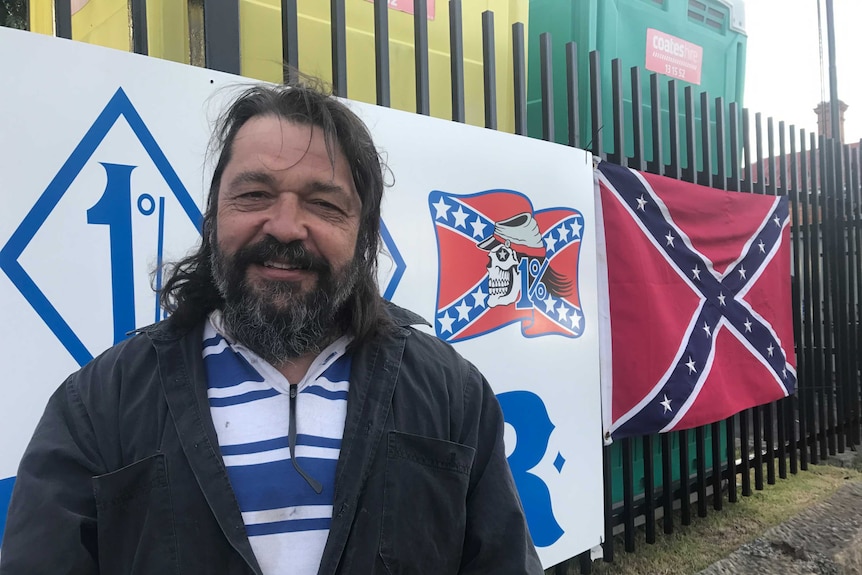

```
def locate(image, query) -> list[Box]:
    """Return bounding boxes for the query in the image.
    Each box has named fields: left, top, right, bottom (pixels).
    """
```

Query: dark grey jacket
left=0, top=305, right=542, bottom=574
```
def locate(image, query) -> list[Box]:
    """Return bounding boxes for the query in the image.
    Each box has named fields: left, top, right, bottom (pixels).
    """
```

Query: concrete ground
left=697, top=451, right=862, bottom=575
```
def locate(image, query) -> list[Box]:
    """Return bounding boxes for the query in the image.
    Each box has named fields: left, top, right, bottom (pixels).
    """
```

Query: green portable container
left=527, top=0, right=746, bottom=172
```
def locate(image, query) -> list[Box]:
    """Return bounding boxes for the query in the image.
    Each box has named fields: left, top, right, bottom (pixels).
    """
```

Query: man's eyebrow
left=228, top=170, right=277, bottom=188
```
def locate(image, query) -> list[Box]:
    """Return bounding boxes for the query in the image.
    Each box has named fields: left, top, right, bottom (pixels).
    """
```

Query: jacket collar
left=147, top=323, right=265, bottom=575
left=383, top=300, right=430, bottom=328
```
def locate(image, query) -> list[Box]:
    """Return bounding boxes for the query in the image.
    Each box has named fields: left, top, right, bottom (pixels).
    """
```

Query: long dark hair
left=160, top=78, right=391, bottom=344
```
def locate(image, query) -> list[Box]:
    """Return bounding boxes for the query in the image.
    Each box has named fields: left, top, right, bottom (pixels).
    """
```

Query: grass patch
left=583, top=462, right=862, bottom=575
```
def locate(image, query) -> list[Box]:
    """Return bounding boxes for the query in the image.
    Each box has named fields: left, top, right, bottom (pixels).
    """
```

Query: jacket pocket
left=92, top=453, right=178, bottom=575
left=379, top=431, right=475, bottom=575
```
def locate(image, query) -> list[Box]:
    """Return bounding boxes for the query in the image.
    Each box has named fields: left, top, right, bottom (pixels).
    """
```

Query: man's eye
left=238, top=191, right=267, bottom=200
left=313, top=200, right=342, bottom=212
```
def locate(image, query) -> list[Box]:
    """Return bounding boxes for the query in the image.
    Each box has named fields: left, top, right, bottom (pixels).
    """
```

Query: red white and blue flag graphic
left=429, top=190, right=585, bottom=343
left=597, top=161, right=796, bottom=440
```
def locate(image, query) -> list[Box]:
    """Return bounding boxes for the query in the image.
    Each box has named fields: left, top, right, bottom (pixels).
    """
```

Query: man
left=0, top=80, right=543, bottom=574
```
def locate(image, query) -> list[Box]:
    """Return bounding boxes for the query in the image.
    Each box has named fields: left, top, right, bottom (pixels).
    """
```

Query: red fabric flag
left=596, top=161, right=796, bottom=440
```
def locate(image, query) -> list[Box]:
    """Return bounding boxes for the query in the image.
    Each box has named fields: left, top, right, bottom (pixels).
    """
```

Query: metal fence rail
left=9, top=1, right=862, bottom=573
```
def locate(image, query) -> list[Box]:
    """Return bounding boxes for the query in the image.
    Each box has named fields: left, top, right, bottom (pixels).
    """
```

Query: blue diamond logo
left=0, top=88, right=202, bottom=367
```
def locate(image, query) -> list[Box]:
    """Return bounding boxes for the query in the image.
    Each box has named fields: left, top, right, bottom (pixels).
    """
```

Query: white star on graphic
left=543, top=294, right=557, bottom=314
left=451, top=205, right=469, bottom=229
left=557, top=225, right=570, bottom=243
left=782, top=368, right=787, bottom=379
left=685, top=356, right=697, bottom=374
left=744, top=318, right=752, bottom=332
left=636, top=195, right=648, bottom=211
left=556, top=302, right=570, bottom=323
left=544, top=234, right=559, bottom=252
left=432, top=197, right=451, bottom=220
left=738, top=266, right=747, bottom=279
left=570, top=220, right=583, bottom=239
left=660, top=394, right=673, bottom=413
left=455, top=300, right=472, bottom=321
left=703, top=322, right=712, bottom=338
left=774, top=215, right=781, bottom=227
left=767, top=343, right=774, bottom=357
left=438, top=311, right=455, bottom=334
left=472, top=287, right=488, bottom=308
left=469, top=217, right=487, bottom=239
left=665, top=231, right=675, bottom=247
left=718, top=292, right=727, bottom=306
left=571, top=311, right=583, bottom=330
left=692, top=265, right=701, bottom=280
left=758, top=240, right=766, bottom=253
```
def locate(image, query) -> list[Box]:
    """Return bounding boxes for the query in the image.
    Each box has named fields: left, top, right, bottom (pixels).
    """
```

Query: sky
left=744, top=0, right=862, bottom=145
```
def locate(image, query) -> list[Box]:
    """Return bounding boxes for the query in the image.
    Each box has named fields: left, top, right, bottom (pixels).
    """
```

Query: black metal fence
left=20, top=1, right=862, bottom=573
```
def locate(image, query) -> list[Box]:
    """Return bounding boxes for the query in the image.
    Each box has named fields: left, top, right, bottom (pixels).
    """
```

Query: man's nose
left=261, top=193, right=309, bottom=244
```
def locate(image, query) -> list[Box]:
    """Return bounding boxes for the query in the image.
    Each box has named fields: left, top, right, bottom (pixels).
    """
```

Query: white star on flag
left=570, top=220, right=583, bottom=238
left=686, top=357, right=697, bottom=374
left=665, top=231, right=675, bottom=247
left=571, top=311, right=583, bottom=330
left=556, top=302, right=570, bottom=322
left=660, top=394, right=673, bottom=413
left=774, top=215, right=781, bottom=227
left=455, top=300, right=472, bottom=321
left=432, top=197, right=451, bottom=220
left=767, top=343, right=774, bottom=357
left=451, top=205, right=469, bottom=229
left=718, top=292, right=726, bottom=306
left=472, top=287, right=488, bottom=308
left=758, top=240, right=766, bottom=253
left=692, top=265, right=701, bottom=280
left=703, top=322, right=711, bottom=337
left=543, top=294, right=557, bottom=314
left=738, top=265, right=747, bottom=279
left=469, top=217, right=486, bottom=239
left=557, top=225, right=570, bottom=242
left=544, top=234, right=558, bottom=251
left=744, top=318, right=752, bottom=332
left=636, top=195, right=648, bottom=211
left=438, top=311, right=455, bottom=334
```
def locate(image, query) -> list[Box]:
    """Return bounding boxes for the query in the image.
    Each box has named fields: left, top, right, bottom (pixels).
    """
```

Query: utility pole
left=825, top=0, right=840, bottom=142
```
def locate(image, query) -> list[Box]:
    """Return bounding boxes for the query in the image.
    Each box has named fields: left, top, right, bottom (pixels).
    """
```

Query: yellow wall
left=29, top=0, right=528, bottom=131
left=240, top=0, right=528, bottom=132
left=30, top=0, right=190, bottom=63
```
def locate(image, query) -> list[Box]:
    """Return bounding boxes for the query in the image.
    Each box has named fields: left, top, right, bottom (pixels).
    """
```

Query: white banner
left=0, top=27, right=603, bottom=567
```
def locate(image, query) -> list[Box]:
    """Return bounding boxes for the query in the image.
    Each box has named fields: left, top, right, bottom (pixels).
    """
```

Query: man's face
left=211, top=115, right=363, bottom=362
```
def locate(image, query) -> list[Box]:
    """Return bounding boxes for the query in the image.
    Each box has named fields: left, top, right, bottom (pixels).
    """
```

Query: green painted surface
left=527, top=0, right=746, bottom=172
left=608, top=424, right=728, bottom=504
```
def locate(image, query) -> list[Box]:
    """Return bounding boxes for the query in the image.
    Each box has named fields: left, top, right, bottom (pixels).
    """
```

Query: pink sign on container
left=365, top=0, right=436, bottom=20
left=645, top=28, right=703, bottom=85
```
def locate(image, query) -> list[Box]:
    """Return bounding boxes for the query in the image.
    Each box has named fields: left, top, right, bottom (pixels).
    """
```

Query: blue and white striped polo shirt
left=203, top=312, right=351, bottom=575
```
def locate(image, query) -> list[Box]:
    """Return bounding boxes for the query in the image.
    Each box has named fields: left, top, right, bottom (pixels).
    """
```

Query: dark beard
left=211, top=236, right=359, bottom=365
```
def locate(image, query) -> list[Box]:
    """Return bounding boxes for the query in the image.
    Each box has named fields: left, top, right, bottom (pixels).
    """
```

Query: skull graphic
left=487, top=243, right=522, bottom=307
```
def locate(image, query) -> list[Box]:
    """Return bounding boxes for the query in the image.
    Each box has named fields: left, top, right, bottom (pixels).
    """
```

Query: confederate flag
left=596, top=161, right=796, bottom=440
left=429, top=189, right=585, bottom=344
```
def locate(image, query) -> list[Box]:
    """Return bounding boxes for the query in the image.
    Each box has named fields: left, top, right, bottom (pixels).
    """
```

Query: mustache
left=231, top=237, right=330, bottom=275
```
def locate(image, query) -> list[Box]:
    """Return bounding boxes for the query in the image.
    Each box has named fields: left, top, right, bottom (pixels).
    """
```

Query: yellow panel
left=29, top=0, right=529, bottom=133
left=29, top=0, right=55, bottom=36
left=238, top=0, right=529, bottom=133
left=72, top=0, right=130, bottom=51
left=239, top=0, right=283, bottom=83
left=147, top=0, right=191, bottom=64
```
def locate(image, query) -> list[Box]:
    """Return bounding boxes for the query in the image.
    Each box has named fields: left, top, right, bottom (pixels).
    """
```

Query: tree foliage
left=0, top=0, right=28, bottom=31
